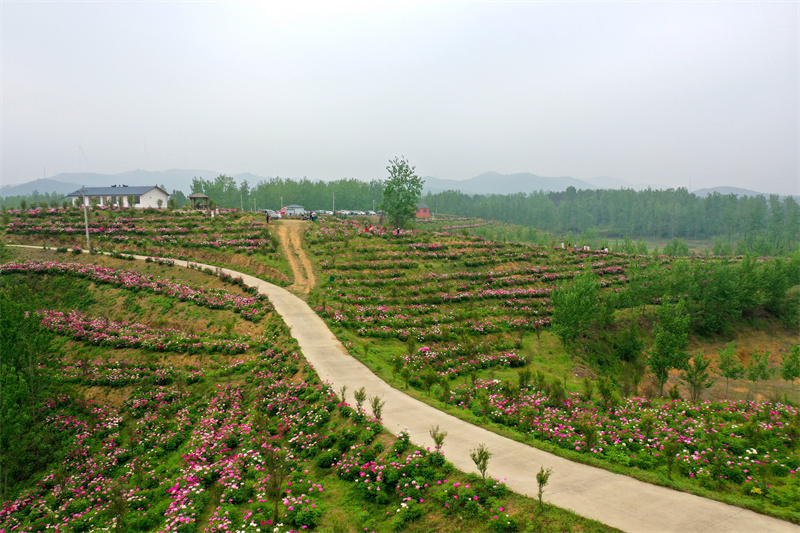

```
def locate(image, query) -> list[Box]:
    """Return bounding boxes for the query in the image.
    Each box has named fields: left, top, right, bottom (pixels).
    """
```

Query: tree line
left=189, top=175, right=385, bottom=213
left=423, top=187, right=800, bottom=256
left=549, top=253, right=800, bottom=392
left=4, top=178, right=798, bottom=256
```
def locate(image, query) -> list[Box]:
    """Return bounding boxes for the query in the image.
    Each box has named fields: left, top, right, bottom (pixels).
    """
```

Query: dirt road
left=274, top=220, right=315, bottom=294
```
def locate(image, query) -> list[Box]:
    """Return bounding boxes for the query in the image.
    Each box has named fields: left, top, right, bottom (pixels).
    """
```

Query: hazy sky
left=2, top=1, right=798, bottom=195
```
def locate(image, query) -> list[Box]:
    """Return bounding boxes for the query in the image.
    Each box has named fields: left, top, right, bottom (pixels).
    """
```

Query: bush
left=316, top=451, right=338, bottom=469
left=392, top=430, right=411, bottom=455
left=488, top=514, right=518, bottom=532
left=286, top=504, right=323, bottom=529
left=391, top=503, right=423, bottom=531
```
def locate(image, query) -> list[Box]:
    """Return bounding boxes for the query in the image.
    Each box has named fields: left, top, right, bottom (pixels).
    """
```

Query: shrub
left=392, top=429, right=411, bottom=455
left=286, top=504, right=323, bottom=530
left=488, top=514, right=518, bottom=532
left=316, top=450, right=338, bottom=469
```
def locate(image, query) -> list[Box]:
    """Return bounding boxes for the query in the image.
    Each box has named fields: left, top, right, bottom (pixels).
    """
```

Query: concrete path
left=9, top=245, right=798, bottom=533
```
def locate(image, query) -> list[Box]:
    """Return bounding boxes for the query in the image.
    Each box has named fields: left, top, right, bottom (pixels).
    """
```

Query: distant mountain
left=0, top=169, right=221, bottom=198
left=422, top=172, right=655, bottom=195
left=692, top=186, right=767, bottom=197
left=3, top=170, right=793, bottom=201
left=0, top=178, right=83, bottom=197
left=582, top=176, right=663, bottom=190
left=423, top=172, right=589, bottom=195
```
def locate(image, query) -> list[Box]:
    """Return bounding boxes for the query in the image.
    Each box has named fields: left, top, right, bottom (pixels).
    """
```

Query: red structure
left=415, top=203, right=430, bottom=218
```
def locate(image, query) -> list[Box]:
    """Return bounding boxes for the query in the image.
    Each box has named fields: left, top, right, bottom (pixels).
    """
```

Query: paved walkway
left=10, top=246, right=799, bottom=532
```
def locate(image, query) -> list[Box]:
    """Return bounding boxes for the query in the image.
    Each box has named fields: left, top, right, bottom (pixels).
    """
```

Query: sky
left=2, top=1, right=798, bottom=195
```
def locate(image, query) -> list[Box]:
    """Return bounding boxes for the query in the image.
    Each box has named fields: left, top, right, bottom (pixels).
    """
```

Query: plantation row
left=3, top=208, right=280, bottom=255
left=0, top=340, right=602, bottom=532
left=304, top=218, right=800, bottom=520
left=0, top=260, right=273, bottom=322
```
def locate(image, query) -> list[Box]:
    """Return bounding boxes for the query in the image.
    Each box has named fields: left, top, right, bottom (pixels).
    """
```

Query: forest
left=2, top=175, right=799, bottom=257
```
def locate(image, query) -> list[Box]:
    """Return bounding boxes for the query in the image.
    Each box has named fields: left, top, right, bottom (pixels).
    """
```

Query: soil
left=78, top=384, right=137, bottom=408
left=274, top=220, right=316, bottom=294
left=661, top=326, right=800, bottom=403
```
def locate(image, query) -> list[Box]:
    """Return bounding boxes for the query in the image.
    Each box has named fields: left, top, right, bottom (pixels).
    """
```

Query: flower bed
left=40, top=310, right=253, bottom=354
left=0, top=260, right=272, bottom=321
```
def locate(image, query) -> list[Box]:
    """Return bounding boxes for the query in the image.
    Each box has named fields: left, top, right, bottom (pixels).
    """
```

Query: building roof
left=416, top=203, right=429, bottom=209
left=284, top=204, right=305, bottom=209
left=188, top=192, right=210, bottom=199
left=67, top=185, right=168, bottom=198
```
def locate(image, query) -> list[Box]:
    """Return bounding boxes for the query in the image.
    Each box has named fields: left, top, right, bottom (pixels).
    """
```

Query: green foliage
left=746, top=350, right=774, bottom=398
left=421, top=188, right=800, bottom=256
left=392, top=429, right=411, bottom=455
left=680, top=352, right=715, bottom=402
left=429, top=425, right=448, bottom=454
left=470, top=443, right=492, bottom=480
left=780, top=344, right=800, bottom=386
left=650, top=299, right=690, bottom=396
left=370, top=394, right=385, bottom=419
left=381, top=157, right=424, bottom=229
left=353, top=387, right=367, bottom=413
left=662, top=238, right=690, bottom=256
left=550, top=271, right=601, bottom=346
left=717, top=341, right=745, bottom=399
left=535, top=465, right=553, bottom=509
left=0, top=284, right=58, bottom=498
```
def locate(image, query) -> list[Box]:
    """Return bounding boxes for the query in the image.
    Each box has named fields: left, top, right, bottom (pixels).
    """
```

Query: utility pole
left=332, top=192, right=335, bottom=215
left=81, top=188, right=91, bottom=250
left=240, top=191, right=244, bottom=212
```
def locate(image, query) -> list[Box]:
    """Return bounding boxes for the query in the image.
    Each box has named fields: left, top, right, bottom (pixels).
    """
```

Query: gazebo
left=188, top=192, right=211, bottom=210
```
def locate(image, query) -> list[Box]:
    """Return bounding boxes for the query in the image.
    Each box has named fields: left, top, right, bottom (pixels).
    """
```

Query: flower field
left=1, top=206, right=290, bottom=285
left=1, top=210, right=798, bottom=528
left=308, top=218, right=636, bottom=376
left=0, top=331, right=611, bottom=533
left=0, top=244, right=616, bottom=532
left=304, top=218, right=799, bottom=519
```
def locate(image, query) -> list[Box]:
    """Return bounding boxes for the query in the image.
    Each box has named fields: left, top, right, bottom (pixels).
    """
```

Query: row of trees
left=0, top=283, right=59, bottom=499
left=549, top=254, right=800, bottom=393
left=4, top=178, right=797, bottom=255
left=189, top=175, right=385, bottom=213
left=423, top=187, right=800, bottom=255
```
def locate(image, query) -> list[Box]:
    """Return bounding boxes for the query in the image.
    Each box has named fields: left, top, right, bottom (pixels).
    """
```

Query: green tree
left=717, top=341, right=744, bottom=398
left=780, top=344, right=800, bottom=389
left=649, top=299, right=690, bottom=396
left=550, top=272, right=601, bottom=346
left=0, top=284, right=57, bottom=498
left=536, top=466, right=553, bottom=510
left=680, top=352, right=715, bottom=402
left=381, top=157, right=424, bottom=229
left=746, top=350, right=774, bottom=399
left=470, top=443, right=492, bottom=480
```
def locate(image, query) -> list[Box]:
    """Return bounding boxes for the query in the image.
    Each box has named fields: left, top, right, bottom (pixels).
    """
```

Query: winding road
left=11, top=241, right=798, bottom=533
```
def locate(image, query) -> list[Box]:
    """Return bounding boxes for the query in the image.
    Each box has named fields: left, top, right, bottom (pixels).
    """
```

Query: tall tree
left=780, top=344, right=800, bottom=391
left=0, top=284, right=56, bottom=498
left=381, top=157, right=424, bottom=229
left=680, top=352, right=715, bottom=402
left=550, top=272, right=601, bottom=347
left=717, top=341, right=744, bottom=398
left=649, top=299, right=690, bottom=397
left=746, top=350, right=774, bottom=399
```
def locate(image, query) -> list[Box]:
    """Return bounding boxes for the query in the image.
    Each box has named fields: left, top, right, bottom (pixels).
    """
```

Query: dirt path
left=274, top=220, right=315, bottom=294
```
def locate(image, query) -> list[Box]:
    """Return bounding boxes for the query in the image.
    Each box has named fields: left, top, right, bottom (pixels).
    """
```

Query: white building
left=282, top=204, right=306, bottom=217
left=67, top=185, right=170, bottom=209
